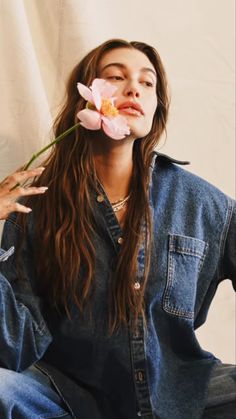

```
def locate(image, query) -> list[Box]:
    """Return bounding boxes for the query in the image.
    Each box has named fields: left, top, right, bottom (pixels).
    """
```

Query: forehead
left=98, top=47, right=156, bottom=73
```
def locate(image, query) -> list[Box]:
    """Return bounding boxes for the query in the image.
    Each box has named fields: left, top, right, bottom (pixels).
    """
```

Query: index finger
left=0, top=167, right=45, bottom=190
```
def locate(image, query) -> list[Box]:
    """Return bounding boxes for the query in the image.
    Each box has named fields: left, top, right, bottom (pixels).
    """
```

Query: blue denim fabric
left=0, top=362, right=234, bottom=418
left=0, top=152, right=235, bottom=419
left=0, top=364, right=71, bottom=418
left=202, top=363, right=236, bottom=418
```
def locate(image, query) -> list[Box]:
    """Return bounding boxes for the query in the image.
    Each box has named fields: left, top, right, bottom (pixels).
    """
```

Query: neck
left=91, top=134, right=134, bottom=202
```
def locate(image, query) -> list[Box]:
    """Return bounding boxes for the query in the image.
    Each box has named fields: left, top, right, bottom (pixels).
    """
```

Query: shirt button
left=97, top=194, right=104, bottom=203
left=134, top=282, right=140, bottom=290
left=135, top=370, right=145, bottom=382
left=133, top=330, right=139, bottom=338
left=117, top=237, right=124, bottom=244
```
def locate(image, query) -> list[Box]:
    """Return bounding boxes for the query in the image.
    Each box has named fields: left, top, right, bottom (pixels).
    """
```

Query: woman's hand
left=0, top=167, right=48, bottom=220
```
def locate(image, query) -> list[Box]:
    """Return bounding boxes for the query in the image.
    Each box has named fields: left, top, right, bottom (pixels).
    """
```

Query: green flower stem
left=23, top=122, right=81, bottom=170
left=11, top=122, right=80, bottom=190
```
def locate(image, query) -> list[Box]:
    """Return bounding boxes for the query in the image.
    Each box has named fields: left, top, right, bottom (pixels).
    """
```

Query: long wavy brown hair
left=19, top=39, right=170, bottom=333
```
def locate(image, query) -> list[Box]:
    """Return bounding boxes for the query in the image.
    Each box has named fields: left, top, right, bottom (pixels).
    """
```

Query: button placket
left=94, top=187, right=123, bottom=251
left=129, top=222, right=154, bottom=417
left=95, top=187, right=154, bottom=417
left=130, top=314, right=154, bottom=417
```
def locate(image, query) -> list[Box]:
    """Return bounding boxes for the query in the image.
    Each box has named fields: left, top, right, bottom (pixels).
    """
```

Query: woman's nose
left=124, top=81, right=140, bottom=98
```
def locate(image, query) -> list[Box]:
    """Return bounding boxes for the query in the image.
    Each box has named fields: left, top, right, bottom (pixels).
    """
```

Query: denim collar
left=150, top=151, right=190, bottom=169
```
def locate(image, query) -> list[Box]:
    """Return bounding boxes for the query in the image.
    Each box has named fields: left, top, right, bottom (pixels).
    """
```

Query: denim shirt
left=0, top=152, right=235, bottom=419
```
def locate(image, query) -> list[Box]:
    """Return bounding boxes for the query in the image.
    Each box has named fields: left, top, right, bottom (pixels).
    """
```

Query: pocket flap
left=169, top=235, right=208, bottom=258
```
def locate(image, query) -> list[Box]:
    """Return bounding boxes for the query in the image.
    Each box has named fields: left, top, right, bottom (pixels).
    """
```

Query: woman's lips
left=119, top=107, right=142, bottom=117
left=117, top=101, right=144, bottom=116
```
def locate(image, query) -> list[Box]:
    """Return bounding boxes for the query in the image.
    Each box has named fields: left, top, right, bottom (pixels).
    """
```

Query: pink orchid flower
left=76, top=78, right=130, bottom=140
left=15, top=79, right=130, bottom=180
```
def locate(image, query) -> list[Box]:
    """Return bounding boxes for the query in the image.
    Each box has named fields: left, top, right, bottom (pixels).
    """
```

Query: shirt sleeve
left=0, top=217, right=52, bottom=371
left=220, top=199, right=236, bottom=290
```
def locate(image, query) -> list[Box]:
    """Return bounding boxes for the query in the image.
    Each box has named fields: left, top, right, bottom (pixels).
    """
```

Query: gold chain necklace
left=111, top=193, right=131, bottom=212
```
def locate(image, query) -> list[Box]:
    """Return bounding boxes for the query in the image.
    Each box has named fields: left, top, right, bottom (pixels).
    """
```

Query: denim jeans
left=0, top=365, right=72, bottom=418
left=0, top=363, right=235, bottom=418
left=202, top=363, right=236, bottom=419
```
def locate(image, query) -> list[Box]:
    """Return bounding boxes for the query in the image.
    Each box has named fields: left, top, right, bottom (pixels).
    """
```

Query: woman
left=0, top=39, right=235, bottom=419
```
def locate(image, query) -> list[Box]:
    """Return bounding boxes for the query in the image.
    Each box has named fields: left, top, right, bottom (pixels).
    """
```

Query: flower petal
left=91, top=78, right=118, bottom=108
left=90, top=79, right=104, bottom=110
left=77, top=109, right=101, bottom=130
left=100, top=81, right=117, bottom=98
left=102, top=115, right=130, bottom=140
left=90, top=78, right=107, bottom=91
left=77, top=83, right=93, bottom=103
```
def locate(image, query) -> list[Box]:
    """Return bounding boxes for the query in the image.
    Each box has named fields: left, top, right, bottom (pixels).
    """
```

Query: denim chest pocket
left=162, top=234, right=208, bottom=319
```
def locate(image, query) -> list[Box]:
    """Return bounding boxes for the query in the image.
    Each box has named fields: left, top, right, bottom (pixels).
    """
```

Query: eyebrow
left=100, top=62, right=157, bottom=78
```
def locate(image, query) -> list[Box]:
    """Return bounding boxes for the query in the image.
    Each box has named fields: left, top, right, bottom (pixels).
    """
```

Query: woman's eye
left=142, top=81, right=154, bottom=87
left=107, top=76, right=123, bottom=81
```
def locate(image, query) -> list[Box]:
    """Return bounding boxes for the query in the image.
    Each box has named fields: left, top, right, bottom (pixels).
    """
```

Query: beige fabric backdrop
left=0, top=0, right=235, bottom=363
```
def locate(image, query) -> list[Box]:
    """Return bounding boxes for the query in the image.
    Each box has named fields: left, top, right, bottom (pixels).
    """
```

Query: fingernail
left=39, top=187, right=48, bottom=192
left=26, top=208, right=32, bottom=212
